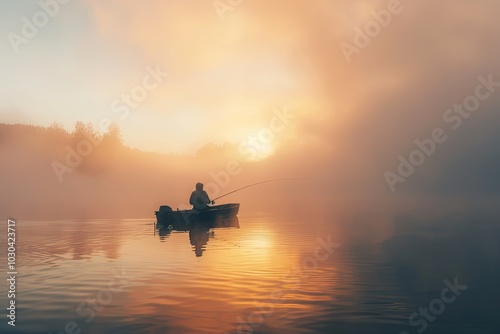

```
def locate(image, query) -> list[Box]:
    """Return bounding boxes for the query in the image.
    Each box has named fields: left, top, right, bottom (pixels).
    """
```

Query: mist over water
left=2, top=122, right=498, bottom=222
left=0, top=122, right=383, bottom=220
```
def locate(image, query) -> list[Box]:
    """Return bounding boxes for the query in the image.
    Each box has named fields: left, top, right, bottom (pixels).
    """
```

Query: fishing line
left=212, top=178, right=306, bottom=201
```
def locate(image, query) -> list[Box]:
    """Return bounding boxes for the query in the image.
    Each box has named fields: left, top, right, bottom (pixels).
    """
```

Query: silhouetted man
left=189, top=182, right=213, bottom=210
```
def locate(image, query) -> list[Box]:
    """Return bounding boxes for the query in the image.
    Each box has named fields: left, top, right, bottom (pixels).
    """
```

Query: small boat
left=155, top=203, right=240, bottom=228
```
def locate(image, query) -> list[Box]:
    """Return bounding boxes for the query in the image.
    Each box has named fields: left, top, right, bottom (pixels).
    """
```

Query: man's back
left=190, top=189, right=210, bottom=210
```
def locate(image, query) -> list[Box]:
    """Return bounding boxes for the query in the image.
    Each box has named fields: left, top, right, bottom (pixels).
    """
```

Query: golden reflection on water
left=8, top=211, right=398, bottom=333
left=5, top=208, right=500, bottom=333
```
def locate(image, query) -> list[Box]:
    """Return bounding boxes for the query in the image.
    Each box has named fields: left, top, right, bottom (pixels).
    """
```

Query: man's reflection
left=189, top=227, right=210, bottom=257
left=156, top=216, right=239, bottom=256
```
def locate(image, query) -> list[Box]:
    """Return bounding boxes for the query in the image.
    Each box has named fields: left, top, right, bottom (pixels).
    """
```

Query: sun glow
left=252, top=141, right=273, bottom=161
left=239, top=131, right=276, bottom=161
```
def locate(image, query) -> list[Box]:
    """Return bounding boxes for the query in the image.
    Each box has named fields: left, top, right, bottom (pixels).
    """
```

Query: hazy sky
left=1, top=0, right=499, bottom=162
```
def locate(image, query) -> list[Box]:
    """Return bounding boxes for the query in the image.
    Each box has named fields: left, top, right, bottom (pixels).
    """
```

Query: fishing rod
left=212, top=178, right=305, bottom=201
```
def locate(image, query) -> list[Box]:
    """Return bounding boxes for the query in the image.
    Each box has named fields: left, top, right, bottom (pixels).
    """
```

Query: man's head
left=196, top=182, right=203, bottom=191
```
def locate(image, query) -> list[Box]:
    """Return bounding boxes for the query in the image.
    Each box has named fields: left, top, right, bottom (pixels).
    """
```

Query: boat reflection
left=155, top=216, right=240, bottom=257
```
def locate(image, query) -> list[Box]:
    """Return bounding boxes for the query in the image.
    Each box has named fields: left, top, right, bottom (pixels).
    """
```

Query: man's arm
left=203, top=191, right=211, bottom=204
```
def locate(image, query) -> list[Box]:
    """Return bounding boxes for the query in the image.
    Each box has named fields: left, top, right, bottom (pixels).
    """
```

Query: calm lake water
left=1, top=208, right=499, bottom=333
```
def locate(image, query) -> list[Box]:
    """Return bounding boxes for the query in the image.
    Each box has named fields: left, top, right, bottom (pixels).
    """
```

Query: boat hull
left=155, top=203, right=240, bottom=229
